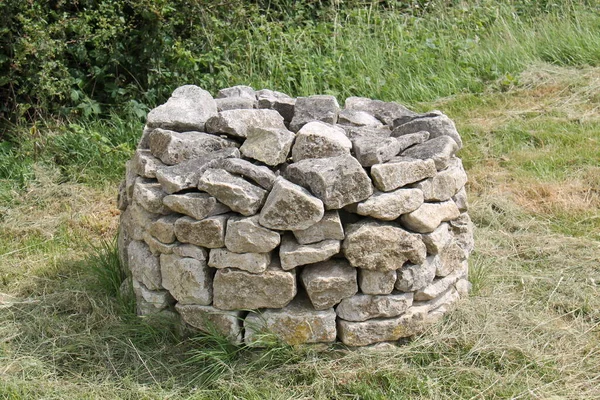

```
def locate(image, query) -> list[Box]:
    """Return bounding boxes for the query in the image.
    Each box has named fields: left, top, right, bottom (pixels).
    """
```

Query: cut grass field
left=0, top=63, right=598, bottom=399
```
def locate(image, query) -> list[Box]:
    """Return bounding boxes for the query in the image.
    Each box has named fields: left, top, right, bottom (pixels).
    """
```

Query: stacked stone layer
left=118, top=85, right=474, bottom=347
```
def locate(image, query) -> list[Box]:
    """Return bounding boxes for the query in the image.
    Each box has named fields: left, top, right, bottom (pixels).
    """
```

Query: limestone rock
left=215, top=97, right=256, bottom=111
left=132, top=279, right=173, bottom=315
left=370, top=157, right=437, bottom=192
left=337, top=109, right=383, bottom=128
left=449, top=213, right=475, bottom=256
left=337, top=307, right=427, bottom=346
left=258, top=177, right=324, bottom=230
left=143, top=231, right=177, bottom=255
left=244, top=295, right=337, bottom=345
left=208, top=248, right=271, bottom=274
left=437, top=241, right=466, bottom=277
left=336, top=292, right=414, bottom=322
left=137, top=125, right=153, bottom=150
left=344, top=97, right=417, bottom=126
left=279, top=235, right=340, bottom=270
left=206, top=109, right=286, bottom=138
left=132, top=150, right=164, bottom=178
left=147, top=215, right=179, bottom=244
left=117, top=180, right=128, bottom=211
left=172, top=243, right=208, bottom=261
left=289, top=95, right=340, bottom=132
left=155, top=148, right=240, bottom=194
left=292, top=210, right=345, bottom=245
left=148, top=128, right=238, bottom=165
left=256, top=89, right=296, bottom=122
left=400, top=200, right=460, bottom=234
left=342, top=220, right=427, bottom=271
left=414, top=270, right=463, bottom=301
left=355, top=188, right=424, bottom=221
left=402, top=136, right=458, bottom=170
left=216, top=85, right=256, bottom=99
left=160, top=253, right=213, bottom=305
left=146, top=85, right=218, bottom=132
left=292, top=121, right=352, bottom=161
left=395, top=256, right=438, bottom=292
left=352, top=136, right=402, bottom=167
left=225, top=215, right=281, bottom=253
left=284, top=155, right=373, bottom=209
left=420, top=222, right=452, bottom=254
left=212, top=261, right=297, bottom=310
left=198, top=169, right=267, bottom=216
left=392, top=131, right=430, bottom=153
left=343, top=126, right=392, bottom=140
left=163, top=193, right=230, bottom=220
left=176, top=304, right=243, bottom=344
left=132, top=178, right=169, bottom=214
left=452, top=186, right=469, bottom=212
left=121, top=201, right=159, bottom=241
left=213, top=158, right=277, bottom=190
left=240, top=126, right=295, bottom=166
left=358, top=269, right=397, bottom=295
left=300, top=259, right=357, bottom=310
left=392, top=111, right=463, bottom=149
left=411, top=158, right=468, bottom=201
left=128, top=240, right=162, bottom=290
left=174, top=215, right=228, bottom=248
left=455, top=279, right=471, bottom=297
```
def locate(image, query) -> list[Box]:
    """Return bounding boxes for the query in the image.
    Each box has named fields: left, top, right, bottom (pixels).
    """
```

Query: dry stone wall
left=117, top=85, right=474, bottom=347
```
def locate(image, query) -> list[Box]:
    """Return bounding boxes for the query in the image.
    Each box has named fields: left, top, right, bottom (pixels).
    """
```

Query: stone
left=163, top=192, right=229, bottom=220
left=244, top=295, right=337, bottom=346
left=256, top=89, right=296, bottom=122
left=172, top=243, right=208, bottom=261
left=148, top=128, right=239, bottom=165
left=206, top=109, right=286, bottom=138
left=279, top=235, right=340, bottom=270
left=132, top=279, right=173, bottom=315
left=122, top=201, right=159, bottom=241
left=352, top=136, right=402, bottom=167
left=420, top=223, right=452, bottom=254
left=147, top=215, right=179, bottom=244
left=208, top=248, right=271, bottom=274
left=155, top=148, right=240, bottom=194
left=411, top=158, right=468, bottom=201
left=449, top=213, right=475, bottom=257
left=370, top=157, right=437, bottom=192
left=300, top=259, right=357, bottom=310
left=342, top=126, right=392, bottom=140
left=401, top=136, right=458, bottom=170
left=395, top=256, right=439, bottom=292
left=213, top=158, right=277, bottom=190
left=222, top=216, right=280, bottom=254
left=344, top=97, right=417, bottom=126
left=392, top=131, right=430, bottom=153
left=291, top=121, right=352, bottom=161
left=358, top=269, right=397, bottom=295
left=355, top=188, right=424, bottom=221
left=132, top=178, right=169, bottom=214
left=216, top=85, right=256, bottom=99
left=174, top=215, right=228, bottom=248
left=337, top=307, right=426, bottom=346
left=437, top=242, right=467, bottom=277
left=284, top=155, right=373, bottom=209
left=146, top=85, right=218, bottom=132
left=124, top=159, right=137, bottom=202
left=215, top=97, right=256, bottom=111
left=240, top=126, right=295, bottom=166
left=160, top=253, right=212, bottom=305
left=143, top=231, right=177, bottom=255
left=117, top=180, right=128, bottom=211
left=336, top=292, right=414, bottom=322
left=258, top=177, right=324, bottom=230
left=128, top=240, right=162, bottom=290
left=292, top=210, right=345, bottom=245
left=212, top=261, right=297, bottom=310
left=137, top=125, right=153, bottom=150
left=132, top=149, right=164, bottom=178
left=455, top=279, right=471, bottom=297
left=400, top=200, right=460, bottom=234
left=176, top=304, right=243, bottom=344
left=337, top=109, right=383, bottom=127
left=198, top=169, right=267, bottom=216
left=414, top=270, right=463, bottom=301
left=342, top=220, right=427, bottom=271
left=392, top=111, right=463, bottom=149
left=452, top=186, right=469, bottom=212
left=289, top=95, right=340, bottom=132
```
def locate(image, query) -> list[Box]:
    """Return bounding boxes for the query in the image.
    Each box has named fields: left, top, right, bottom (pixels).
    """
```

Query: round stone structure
left=117, top=85, right=474, bottom=347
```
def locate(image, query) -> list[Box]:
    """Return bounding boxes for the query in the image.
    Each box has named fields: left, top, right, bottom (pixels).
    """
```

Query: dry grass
left=1, top=64, right=599, bottom=399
